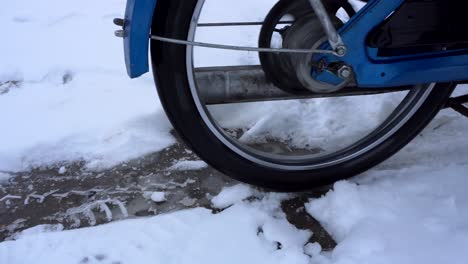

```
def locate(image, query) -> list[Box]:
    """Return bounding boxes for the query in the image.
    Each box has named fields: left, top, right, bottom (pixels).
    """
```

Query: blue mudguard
left=123, top=0, right=157, bottom=78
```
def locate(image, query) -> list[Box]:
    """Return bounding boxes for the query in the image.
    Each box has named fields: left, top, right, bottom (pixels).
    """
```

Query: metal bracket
left=308, top=0, right=347, bottom=56
left=445, top=94, right=468, bottom=118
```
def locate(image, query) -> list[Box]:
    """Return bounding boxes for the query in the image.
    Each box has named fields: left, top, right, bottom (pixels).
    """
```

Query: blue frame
left=316, top=0, right=468, bottom=87
left=123, top=0, right=468, bottom=87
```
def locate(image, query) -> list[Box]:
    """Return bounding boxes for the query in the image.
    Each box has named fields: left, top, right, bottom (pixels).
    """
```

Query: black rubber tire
left=150, top=0, right=455, bottom=191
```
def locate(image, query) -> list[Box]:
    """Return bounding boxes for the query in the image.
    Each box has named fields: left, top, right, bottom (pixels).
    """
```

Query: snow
left=0, top=0, right=175, bottom=172
left=304, top=242, right=322, bottom=256
left=0, top=172, right=12, bottom=185
left=168, top=160, right=208, bottom=171
left=0, top=196, right=311, bottom=264
left=2, top=112, right=468, bottom=262
left=6, top=160, right=467, bottom=264
left=58, top=166, right=67, bottom=175
left=150, top=191, right=167, bottom=203
left=306, top=164, right=468, bottom=264
left=0, top=0, right=390, bottom=171
left=211, top=93, right=404, bottom=154
left=211, top=184, right=256, bottom=209
left=11, top=224, right=64, bottom=240
left=2, top=0, right=468, bottom=263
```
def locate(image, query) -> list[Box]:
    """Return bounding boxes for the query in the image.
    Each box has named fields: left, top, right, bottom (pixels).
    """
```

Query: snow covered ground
left=1, top=0, right=468, bottom=263
left=0, top=0, right=367, bottom=173
left=0, top=0, right=174, bottom=172
left=2, top=166, right=468, bottom=264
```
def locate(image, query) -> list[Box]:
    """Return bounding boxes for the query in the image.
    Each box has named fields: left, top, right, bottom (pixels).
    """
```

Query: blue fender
left=123, top=0, right=158, bottom=78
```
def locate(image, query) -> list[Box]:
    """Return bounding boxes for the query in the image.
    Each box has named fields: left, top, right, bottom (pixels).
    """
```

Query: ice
left=179, top=197, right=197, bottom=207
left=64, top=199, right=129, bottom=226
left=211, top=184, right=256, bottom=209
left=168, top=160, right=208, bottom=171
left=0, top=195, right=22, bottom=202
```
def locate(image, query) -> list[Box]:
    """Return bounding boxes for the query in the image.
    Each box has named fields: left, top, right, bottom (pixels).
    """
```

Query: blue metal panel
left=315, top=0, right=468, bottom=87
left=123, top=0, right=157, bottom=78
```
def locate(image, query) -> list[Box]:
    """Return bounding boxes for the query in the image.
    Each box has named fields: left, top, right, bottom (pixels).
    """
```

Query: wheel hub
left=259, top=0, right=352, bottom=93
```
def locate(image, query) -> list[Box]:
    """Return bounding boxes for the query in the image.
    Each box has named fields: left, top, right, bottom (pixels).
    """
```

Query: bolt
left=335, top=45, right=347, bottom=57
left=114, top=30, right=127, bottom=38
left=113, top=18, right=125, bottom=27
left=338, top=65, right=352, bottom=79
left=317, top=59, right=327, bottom=72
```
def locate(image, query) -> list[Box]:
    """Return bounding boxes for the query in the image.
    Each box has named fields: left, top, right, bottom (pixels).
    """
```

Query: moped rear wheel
left=150, top=0, right=455, bottom=191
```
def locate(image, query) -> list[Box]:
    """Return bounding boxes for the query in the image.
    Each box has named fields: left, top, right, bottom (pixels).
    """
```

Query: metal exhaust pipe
left=194, top=65, right=407, bottom=105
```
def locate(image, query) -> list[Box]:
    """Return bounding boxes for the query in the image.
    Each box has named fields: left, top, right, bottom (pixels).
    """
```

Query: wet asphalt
left=0, top=133, right=336, bottom=249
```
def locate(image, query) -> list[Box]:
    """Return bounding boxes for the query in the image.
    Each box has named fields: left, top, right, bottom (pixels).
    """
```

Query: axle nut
left=335, top=45, right=347, bottom=57
left=338, top=65, right=352, bottom=79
